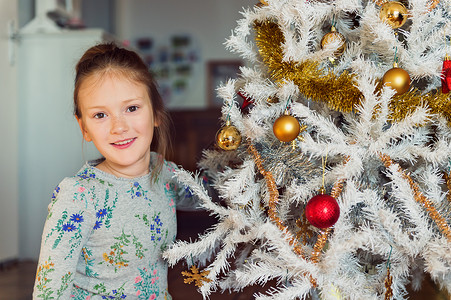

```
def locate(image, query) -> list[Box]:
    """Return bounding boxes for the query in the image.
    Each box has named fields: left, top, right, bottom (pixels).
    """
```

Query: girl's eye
left=94, top=112, right=106, bottom=119
left=127, top=105, right=138, bottom=112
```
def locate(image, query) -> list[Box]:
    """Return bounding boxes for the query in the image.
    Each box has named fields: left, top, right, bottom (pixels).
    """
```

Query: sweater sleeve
left=163, top=161, right=209, bottom=212
left=33, top=177, right=95, bottom=299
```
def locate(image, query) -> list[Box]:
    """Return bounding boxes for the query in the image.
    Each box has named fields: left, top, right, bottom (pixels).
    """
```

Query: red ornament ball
left=442, top=57, right=451, bottom=94
left=305, top=194, right=340, bottom=228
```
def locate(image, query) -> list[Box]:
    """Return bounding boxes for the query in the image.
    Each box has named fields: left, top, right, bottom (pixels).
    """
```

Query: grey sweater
left=33, top=153, right=197, bottom=299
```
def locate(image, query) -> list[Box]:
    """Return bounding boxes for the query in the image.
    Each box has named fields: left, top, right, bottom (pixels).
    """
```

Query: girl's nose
left=110, top=116, right=129, bottom=135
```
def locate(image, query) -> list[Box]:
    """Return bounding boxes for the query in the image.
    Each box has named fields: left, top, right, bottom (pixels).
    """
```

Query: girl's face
left=76, top=73, right=158, bottom=178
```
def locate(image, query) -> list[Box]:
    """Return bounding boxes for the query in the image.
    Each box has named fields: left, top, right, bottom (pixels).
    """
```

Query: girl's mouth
left=111, top=138, right=136, bottom=149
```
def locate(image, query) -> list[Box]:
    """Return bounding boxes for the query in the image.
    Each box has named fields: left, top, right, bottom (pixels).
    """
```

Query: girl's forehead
left=79, top=71, right=148, bottom=97
left=77, top=73, right=152, bottom=110
left=81, top=69, right=138, bottom=88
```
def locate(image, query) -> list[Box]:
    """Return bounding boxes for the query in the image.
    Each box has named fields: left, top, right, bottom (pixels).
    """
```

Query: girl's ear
left=154, top=114, right=160, bottom=127
left=76, top=115, right=92, bottom=142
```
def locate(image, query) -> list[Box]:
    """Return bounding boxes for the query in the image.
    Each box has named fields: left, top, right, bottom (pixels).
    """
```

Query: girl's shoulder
left=49, top=162, right=114, bottom=201
left=52, top=163, right=98, bottom=195
left=47, top=162, right=116, bottom=212
left=150, top=152, right=180, bottom=180
left=47, top=169, right=94, bottom=214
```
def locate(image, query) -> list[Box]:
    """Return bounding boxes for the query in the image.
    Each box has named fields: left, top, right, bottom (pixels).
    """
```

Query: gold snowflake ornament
left=181, top=265, right=212, bottom=287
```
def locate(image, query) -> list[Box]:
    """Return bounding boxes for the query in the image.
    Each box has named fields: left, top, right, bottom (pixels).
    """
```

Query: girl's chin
left=102, top=157, right=150, bottom=173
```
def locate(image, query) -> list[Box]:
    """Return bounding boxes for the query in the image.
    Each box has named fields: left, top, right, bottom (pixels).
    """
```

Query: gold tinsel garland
left=310, top=228, right=332, bottom=264
left=384, top=266, right=393, bottom=300
left=378, top=152, right=451, bottom=242
left=428, top=0, right=440, bottom=10
left=255, top=21, right=362, bottom=113
left=248, top=143, right=348, bottom=286
left=248, top=143, right=305, bottom=256
left=443, top=171, right=451, bottom=203
left=296, top=213, right=315, bottom=244
left=254, top=21, right=451, bottom=125
left=248, top=143, right=317, bottom=286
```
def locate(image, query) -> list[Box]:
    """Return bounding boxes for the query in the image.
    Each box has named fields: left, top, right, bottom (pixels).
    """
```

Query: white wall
left=115, top=0, right=255, bottom=108
left=0, top=0, right=19, bottom=262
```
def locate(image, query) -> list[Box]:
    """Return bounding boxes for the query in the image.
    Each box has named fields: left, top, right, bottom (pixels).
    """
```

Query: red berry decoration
left=237, top=91, right=254, bottom=110
left=305, top=193, right=340, bottom=228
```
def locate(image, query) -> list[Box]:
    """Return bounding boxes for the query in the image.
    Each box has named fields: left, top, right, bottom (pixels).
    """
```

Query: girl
left=33, top=42, right=197, bottom=299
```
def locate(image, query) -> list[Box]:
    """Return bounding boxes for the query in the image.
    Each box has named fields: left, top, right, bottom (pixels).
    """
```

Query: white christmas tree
left=163, top=0, right=451, bottom=299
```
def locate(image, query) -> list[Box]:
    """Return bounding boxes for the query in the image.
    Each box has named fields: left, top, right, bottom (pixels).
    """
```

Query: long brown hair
left=74, top=42, right=171, bottom=179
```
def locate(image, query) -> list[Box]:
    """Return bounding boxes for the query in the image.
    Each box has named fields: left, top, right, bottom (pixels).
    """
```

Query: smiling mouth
left=111, top=138, right=136, bottom=148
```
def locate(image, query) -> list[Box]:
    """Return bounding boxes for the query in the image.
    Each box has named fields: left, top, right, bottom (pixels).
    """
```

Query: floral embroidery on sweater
left=133, top=263, right=160, bottom=300
left=45, top=211, right=85, bottom=259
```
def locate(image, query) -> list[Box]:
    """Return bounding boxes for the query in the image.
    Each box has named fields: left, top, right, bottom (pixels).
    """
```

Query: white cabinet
left=17, top=29, right=110, bottom=259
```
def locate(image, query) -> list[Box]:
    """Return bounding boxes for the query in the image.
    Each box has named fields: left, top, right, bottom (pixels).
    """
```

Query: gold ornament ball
left=379, top=1, right=408, bottom=29
left=382, top=66, right=411, bottom=95
left=273, top=115, right=300, bottom=142
left=320, top=28, right=346, bottom=58
left=216, top=123, right=242, bottom=151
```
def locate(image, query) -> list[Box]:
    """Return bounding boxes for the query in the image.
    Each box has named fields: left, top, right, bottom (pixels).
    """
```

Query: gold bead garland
left=378, top=152, right=451, bottom=242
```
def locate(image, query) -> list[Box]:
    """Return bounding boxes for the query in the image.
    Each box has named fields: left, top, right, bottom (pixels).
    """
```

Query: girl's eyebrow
left=85, top=98, right=144, bottom=110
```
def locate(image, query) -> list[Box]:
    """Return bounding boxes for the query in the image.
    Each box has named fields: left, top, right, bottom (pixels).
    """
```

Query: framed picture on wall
left=207, top=60, right=243, bottom=107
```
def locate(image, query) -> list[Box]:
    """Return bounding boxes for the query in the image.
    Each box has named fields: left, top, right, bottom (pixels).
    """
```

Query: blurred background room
left=0, top=0, right=258, bottom=299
